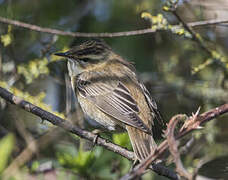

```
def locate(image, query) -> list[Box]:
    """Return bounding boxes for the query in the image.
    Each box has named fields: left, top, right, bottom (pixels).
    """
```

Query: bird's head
left=55, top=39, right=112, bottom=76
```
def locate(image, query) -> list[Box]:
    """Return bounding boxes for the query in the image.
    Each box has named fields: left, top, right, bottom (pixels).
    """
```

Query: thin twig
left=170, top=9, right=228, bottom=73
left=179, top=136, right=195, bottom=155
left=166, top=115, right=193, bottom=180
left=171, top=11, right=211, bottom=55
left=0, top=16, right=228, bottom=37
left=120, top=104, right=228, bottom=180
left=0, top=86, right=177, bottom=180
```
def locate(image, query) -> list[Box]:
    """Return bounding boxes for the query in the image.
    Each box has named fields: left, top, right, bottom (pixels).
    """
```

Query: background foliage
left=0, top=0, right=228, bottom=179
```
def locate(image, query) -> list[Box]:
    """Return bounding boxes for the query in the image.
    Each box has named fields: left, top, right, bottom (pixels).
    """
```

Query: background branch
left=168, top=5, right=228, bottom=74
left=0, top=16, right=228, bottom=37
left=171, top=11, right=211, bottom=55
left=2, top=127, right=60, bottom=179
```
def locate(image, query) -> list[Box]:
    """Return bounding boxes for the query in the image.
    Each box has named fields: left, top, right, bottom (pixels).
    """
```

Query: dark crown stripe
left=76, top=46, right=104, bottom=56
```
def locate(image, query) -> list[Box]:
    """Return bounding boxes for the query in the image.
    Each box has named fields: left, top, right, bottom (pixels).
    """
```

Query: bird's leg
left=92, top=129, right=102, bottom=146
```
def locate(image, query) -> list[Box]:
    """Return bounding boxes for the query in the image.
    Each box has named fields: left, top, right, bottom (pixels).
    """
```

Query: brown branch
left=0, top=86, right=177, bottom=180
left=0, top=87, right=133, bottom=159
left=166, top=115, right=193, bottom=180
left=0, top=16, right=228, bottom=37
left=120, top=103, right=228, bottom=180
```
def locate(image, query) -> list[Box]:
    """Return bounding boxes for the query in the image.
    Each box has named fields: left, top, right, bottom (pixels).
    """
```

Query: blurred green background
left=0, top=0, right=228, bottom=179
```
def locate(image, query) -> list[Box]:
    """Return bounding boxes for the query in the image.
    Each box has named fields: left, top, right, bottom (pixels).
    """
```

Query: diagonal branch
left=0, top=16, right=228, bottom=37
left=120, top=103, right=228, bottom=180
left=0, top=87, right=134, bottom=159
left=0, top=86, right=177, bottom=180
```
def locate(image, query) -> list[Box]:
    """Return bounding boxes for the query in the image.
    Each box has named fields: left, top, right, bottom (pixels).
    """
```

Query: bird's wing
left=139, top=82, right=164, bottom=126
left=76, top=78, right=152, bottom=134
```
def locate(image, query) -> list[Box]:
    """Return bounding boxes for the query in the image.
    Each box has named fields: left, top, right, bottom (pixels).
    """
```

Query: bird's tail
left=126, top=126, right=157, bottom=161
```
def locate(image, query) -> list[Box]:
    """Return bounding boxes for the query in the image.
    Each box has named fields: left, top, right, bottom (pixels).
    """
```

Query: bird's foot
left=92, top=129, right=102, bottom=146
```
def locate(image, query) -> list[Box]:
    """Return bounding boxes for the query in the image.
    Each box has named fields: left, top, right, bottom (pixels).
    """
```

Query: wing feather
left=76, top=78, right=152, bottom=134
left=139, top=82, right=164, bottom=126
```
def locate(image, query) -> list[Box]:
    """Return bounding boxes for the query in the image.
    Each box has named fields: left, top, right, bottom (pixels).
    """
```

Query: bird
left=55, top=39, right=163, bottom=161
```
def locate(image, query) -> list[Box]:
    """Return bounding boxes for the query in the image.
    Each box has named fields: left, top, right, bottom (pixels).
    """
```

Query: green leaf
left=73, top=148, right=94, bottom=171
left=0, top=134, right=15, bottom=173
left=1, top=25, right=13, bottom=47
left=56, top=143, right=95, bottom=174
left=113, top=133, right=131, bottom=149
left=31, top=161, right=40, bottom=172
left=17, top=58, right=49, bottom=84
left=1, top=34, right=12, bottom=47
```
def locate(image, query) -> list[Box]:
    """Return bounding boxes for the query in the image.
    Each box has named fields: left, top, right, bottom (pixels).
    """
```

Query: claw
left=92, top=129, right=102, bottom=146
left=93, top=134, right=99, bottom=146
left=41, top=118, right=45, bottom=124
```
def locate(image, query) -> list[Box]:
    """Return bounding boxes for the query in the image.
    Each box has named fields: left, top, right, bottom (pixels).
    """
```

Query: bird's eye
left=80, top=58, right=90, bottom=62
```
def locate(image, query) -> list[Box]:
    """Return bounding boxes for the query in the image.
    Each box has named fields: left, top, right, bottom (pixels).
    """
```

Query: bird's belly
left=78, top=95, right=118, bottom=131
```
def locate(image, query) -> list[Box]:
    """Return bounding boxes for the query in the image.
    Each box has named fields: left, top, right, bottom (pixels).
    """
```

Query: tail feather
left=126, top=126, right=157, bottom=161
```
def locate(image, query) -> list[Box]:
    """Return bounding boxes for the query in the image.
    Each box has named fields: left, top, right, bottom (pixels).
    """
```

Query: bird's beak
left=54, top=52, right=68, bottom=57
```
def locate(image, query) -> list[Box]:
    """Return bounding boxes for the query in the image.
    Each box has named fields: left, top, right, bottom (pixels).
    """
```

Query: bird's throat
left=67, top=59, right=83, bottom=77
